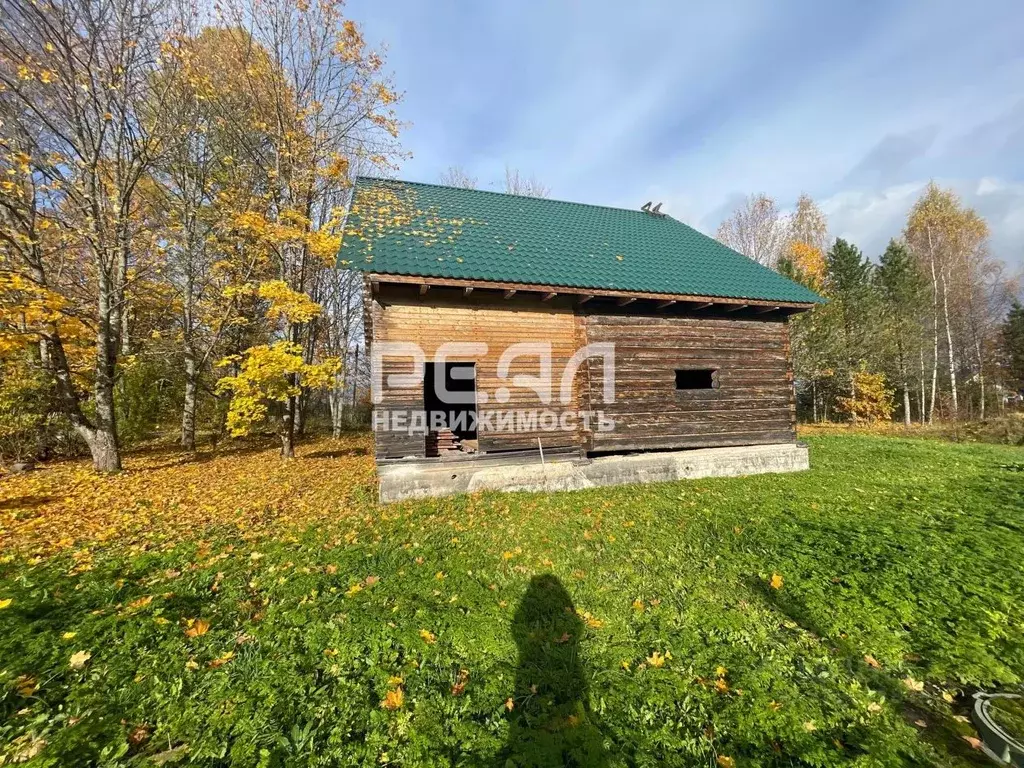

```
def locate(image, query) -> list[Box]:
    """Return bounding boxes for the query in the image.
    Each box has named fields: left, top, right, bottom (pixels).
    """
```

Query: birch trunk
left=181, top=349, right=198, bottom=451
left=939, top=268, right=959, bottom=418
left=926, top=229, right=940, bottom=423
left=919, top=350, right=927, bottom=424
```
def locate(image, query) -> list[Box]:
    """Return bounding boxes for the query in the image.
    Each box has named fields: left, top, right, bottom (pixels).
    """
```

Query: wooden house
left=339, top=178, right=822, bottom=474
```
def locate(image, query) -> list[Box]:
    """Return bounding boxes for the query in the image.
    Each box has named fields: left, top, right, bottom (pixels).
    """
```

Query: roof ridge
left=354, top=175, right=673, bottom=219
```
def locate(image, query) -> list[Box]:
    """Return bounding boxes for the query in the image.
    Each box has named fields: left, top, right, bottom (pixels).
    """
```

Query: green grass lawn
left=2, top=434, right=1023, bottom=766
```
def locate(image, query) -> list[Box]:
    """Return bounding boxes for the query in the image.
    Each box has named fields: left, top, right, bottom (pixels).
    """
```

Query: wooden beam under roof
left=724, top=303, right=748, bottom=312
left=616, top=297, right=637, bottom=307
left=692, top=302, right=713, bottom=310
left=503, top=289, right=517, bottom=299
left=655, top=299, right=677, bottom=309
left=541, top=291, right=557, bottom=301
left=419, top=283, right=429, bottom=296
left=366, top=273, right=818, bottom=312
left=755, top=305, right=780, bottom=314
left=578, top=295, right=594, bottom=305
left=463, top=286, right=473, bottom=297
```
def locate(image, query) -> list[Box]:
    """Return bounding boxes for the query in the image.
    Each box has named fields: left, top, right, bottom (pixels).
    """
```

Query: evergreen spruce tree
left=876, top=240, right=928, bottom=425
left=1003, top=302, right=1024, bottom=395
left=824, top=238, right=879, bottom=404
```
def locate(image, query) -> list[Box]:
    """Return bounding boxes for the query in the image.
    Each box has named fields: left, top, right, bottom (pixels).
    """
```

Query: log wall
left=582, top=313, right=796, bottom=452
left=369, top=288, right=796, bottom=459
left=369, top=294, right=579, bottom=459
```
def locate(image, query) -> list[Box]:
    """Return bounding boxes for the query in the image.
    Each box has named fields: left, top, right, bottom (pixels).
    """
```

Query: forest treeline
left=1, top=0, right=399, bottom=469
left=2, top=0, right=1024, bottom=473
left=717, top=191, right=1024, bottom=426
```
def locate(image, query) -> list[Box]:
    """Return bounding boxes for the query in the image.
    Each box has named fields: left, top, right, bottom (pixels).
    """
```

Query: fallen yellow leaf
left=381, top=687, right=404, bottom=710
left=185, top=619, right=210, bottom=638
left=69, top=650, right=91, bottom=669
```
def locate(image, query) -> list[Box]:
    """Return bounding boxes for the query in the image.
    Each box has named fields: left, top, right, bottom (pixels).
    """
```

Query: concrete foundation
left=377, top=442, right=809, bottom=503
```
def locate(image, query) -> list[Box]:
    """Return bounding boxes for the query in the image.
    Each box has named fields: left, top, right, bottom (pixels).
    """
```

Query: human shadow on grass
left=498, top=574, right=609, bottom=768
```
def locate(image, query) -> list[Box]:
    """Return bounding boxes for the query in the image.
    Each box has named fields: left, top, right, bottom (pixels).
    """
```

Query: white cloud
left=817, top=178, right=1024, bottom=268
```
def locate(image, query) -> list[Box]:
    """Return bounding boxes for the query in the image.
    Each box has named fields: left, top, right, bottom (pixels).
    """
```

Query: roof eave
left=363, top=272, right=820, bottom=312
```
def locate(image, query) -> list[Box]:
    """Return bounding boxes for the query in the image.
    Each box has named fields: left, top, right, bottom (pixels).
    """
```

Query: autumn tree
left=155, top=25, right=287, bottom=450
left=0, top=0, right=177, bottom=470
left=716, top=194, right=786, bottom=268
left=788, top=194, right=829, bottom=256
left=187, top=0, right=401, bottom=455
left=438, top=166, right=478, bottom=189
left=905, top=183, right=989, bottom=420
left=835, top=369, right=895, bottom=423
left=437, top=165, right=549, bottom=197
left=503, top=166, right=549, bottom=198
left=215, top=281, right=340, bottom=445
left=777, top=195, right=830, bottom=420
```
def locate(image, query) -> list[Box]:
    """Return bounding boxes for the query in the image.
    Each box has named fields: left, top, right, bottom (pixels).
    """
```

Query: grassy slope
left=1, top=434, right=1023, bottom=766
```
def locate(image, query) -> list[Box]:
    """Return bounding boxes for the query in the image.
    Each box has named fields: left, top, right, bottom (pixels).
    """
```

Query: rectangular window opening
left=675, top=368, right=717, bottom=390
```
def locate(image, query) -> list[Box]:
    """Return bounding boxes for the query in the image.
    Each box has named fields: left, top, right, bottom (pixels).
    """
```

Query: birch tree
left=716, top=194, right=786, bottom=268
left=905, top=183, right=988, bottom=421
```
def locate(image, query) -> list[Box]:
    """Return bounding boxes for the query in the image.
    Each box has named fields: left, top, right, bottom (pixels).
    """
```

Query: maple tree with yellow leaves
left=0, top=0, right=401, bottom=467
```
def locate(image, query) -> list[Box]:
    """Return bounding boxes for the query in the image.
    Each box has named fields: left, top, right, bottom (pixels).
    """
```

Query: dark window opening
left=424, top=362, right=477, bottom=440
left=675, top=368, right=717, bottom=390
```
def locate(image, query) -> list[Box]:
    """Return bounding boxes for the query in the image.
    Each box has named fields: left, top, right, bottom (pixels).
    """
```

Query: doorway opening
left=424, top=362, right=478, bottom=442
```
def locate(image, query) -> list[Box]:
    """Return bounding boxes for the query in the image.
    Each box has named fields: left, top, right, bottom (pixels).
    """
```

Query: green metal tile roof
left=338, top=177, right=823, bottom=305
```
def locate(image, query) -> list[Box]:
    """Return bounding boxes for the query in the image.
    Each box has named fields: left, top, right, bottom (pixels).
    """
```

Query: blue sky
left=349, top=0, right=1024, bottom=269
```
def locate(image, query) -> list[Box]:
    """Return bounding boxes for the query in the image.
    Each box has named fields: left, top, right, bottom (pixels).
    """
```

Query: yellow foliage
left=835, top=371, right=895, bottom=423
left=786, top=241, right=826, bottom=290
left=216, top=342, right=340, bottom=436
left=257, top=281, right=322, bottom=323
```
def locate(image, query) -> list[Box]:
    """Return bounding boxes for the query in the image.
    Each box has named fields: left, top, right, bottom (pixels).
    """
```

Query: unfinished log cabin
left=338, top=178, right=823, bottom=500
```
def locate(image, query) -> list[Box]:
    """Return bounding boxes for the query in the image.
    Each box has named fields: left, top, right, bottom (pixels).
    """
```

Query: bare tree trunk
left=280, top=322, right=298, bottom=458
left=281, top=397, right=296, bottom=458
left=92, top=368, right=122, bottom=472
left=977, top=338, right=986, bottom=421
left=181, top=349, right=198, bottom=451
left=919, top=350, right=927, bottom=424
left=939, top=269, right=959, bottom=418
left=92, top=271, right=123, bottom=472
left=811, top=378, right=818, bottom=423
left=329, top=371, right=345, bottom=438
left=926, top=231, right=940, bottom=424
